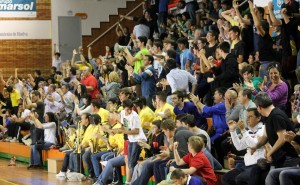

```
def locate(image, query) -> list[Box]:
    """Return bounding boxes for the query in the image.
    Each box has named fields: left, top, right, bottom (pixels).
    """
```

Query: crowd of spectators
left=0, top=0, right=300, bottom=185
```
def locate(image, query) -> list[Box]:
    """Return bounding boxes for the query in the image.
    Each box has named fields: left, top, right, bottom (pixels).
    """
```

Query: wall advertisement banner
left=0, top=0, right=36, bottom=17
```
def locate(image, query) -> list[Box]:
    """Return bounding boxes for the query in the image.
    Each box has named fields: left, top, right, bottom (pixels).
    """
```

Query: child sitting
left=171, top=168, right=202, bottom=185
left=170, top=136, right=217, bottom=185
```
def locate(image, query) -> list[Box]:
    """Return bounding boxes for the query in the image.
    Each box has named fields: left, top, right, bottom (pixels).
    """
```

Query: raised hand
left=227, top=120, right=237, bottom=132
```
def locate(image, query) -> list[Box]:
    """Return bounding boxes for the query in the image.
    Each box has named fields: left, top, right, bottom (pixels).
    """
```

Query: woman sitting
left=27, top=112, right=57, bottom=169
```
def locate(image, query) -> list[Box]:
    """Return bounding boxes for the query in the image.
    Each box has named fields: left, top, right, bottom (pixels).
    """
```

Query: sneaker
left=5, top=137, right=12, bottom=142
left=92, top=182, right=100, bottom=185
left=10, top=137, right=19, bottom=143
left=56, top=171, right=66, bottom=178
left=59, top=144, right=70, bottom=152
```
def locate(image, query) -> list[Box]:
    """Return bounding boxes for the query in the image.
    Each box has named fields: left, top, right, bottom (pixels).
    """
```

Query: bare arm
left=221, top=9, right=233, bottom=22
left=249, top=1, right=265, bottom=36
left=268, top=130, right=287, bottom=157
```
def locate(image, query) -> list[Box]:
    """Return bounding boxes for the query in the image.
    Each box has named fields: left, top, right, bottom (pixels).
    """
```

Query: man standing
left=114, top=100, right=147, bottom=185
left=177, top=37, right=194, bottom=73
left=252, top=92, right=298, bottom=168
left=80, top=66, right=99, bottom=99
left=207, top=42, right=240, bottom=89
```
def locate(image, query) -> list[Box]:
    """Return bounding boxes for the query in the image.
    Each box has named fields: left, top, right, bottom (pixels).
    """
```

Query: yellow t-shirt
left=139, top=106, right=155, bottom=130
left=154, top=103, right=175, bottom=121
left=90, top=124, right=106, bottom=152
left=97, top=108, right=109, bottom=125
left=81, top=124, right=95, bottom=146
left=10, top=89, right=20, bottom=107
left=230, top=18, right=239, bottom=27
left=108, top=123, right=124, bottom=150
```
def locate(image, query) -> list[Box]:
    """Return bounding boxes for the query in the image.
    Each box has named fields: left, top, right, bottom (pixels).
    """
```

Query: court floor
left=0, top=158, right=92, bottom=185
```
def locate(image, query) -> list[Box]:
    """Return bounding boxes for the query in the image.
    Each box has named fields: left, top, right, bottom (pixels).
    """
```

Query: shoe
left=23, top=139, right=32, bottom=146
left=59, top=144, right=69, bottom=152
left=92, top=182, right=100, bottom=185
left=56, top=171, right=66, bottom=178
left=10, top=137, right=19, bottom=143
left=27, top=165, right=36, bottom=170
left=5, top=137, right=12, bottom=142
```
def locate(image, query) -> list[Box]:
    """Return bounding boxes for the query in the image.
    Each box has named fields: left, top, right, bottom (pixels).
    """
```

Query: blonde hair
left=188, top=136, right=204, bottom=153
left=109, top=71, right=120, bottom=83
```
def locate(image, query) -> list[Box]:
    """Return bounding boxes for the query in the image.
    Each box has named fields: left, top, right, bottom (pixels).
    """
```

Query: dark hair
left=177, top=37, right=189, bottom=48
left=91, top=99, right=102, bottom=109
left=241, top=65, right=254, bottom=75
left=152, top=120, right=162, bottom=129
left=197, top=134, right=208, bottom=147
left=176, top=113, right=188, bottom=121
left=217, top=41, right=230, bottom=53
left=153, top=41, right=163, bottom=50
left=257, top=7, right=265, bottom=16
left=145, top=54, right=154, bottom=65
left=45, top=112, right=57, bottom=123
left=108, top=97, right=118, bottom=104
left=166, top=58, right=177, bottom=70
left=32, top=90, right=41, bottom=98
left=134, top=96, right=147, bottom=109
left=119, top=87, right=132, bottom=96
left=229, top=26, right=240, bottom=36
left=82, top=113, right=91, bottom=121
left=51, top=66, right=57, bottom=72
left=207, top=30, right=218, bottom=40
left=123, top=99, right=134, bottom=108
left=82, top=93, right=92, bottom=106
left=267, top=62, right=281, bottom=74
left=172, top=90, right=186, bottom=101
left=54, top=52, right=61, bottom=57
left=182, top=12, right=190, bottom=20
left=34, top=70, right=41, bottom=76
left=156, top=91, right=167, bottom=102
left=70, top=67, right=77, bottom=76
left=6, top=86, right=13, bottom=93
left=75, top=84, right=87, bottom=98
left=215, top=87, right=227, bottom=98
left=242, top=88, right=253, bottom=100
left=138, top=17, right=148, bottom=25
left=138, top=36, right=148, bottom=46
left=254, top=92, right=273, bottom=108
left=166, top=49, right=177, bottom=59
left=90, top=114, right=101, bottom=125
left=181, top=114, right=196, bottom=127
left=247, top=107, right=261, bottom=118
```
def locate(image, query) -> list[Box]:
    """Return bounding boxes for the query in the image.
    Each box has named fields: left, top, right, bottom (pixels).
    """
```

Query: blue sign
left=0, top=0, right=36, bottom=17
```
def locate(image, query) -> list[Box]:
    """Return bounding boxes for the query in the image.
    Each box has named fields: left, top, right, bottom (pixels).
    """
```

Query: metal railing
left=87, top=1, right=144, bottom=47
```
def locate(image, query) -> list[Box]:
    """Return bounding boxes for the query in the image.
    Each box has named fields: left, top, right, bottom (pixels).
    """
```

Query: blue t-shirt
left=180, top=49, right=194, bottom=72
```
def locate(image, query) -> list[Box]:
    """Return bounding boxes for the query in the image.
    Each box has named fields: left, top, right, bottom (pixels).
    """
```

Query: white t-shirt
left=120, top=110, right=147, bottom=142
left=52, top=57, right=63, bottom=70
left=42, top=122, right=57, bottom=144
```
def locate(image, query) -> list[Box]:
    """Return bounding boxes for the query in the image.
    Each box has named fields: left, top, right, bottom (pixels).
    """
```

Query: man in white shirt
left=222, top=108, right=265, bottom=185
left=44, top=84, right=62, bottom=114
left=114, top=99, right=147, bottom=185
left=165, top=58, right=197, bottom=94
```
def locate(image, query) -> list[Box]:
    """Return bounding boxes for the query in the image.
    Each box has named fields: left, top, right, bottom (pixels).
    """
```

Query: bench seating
left=0, top=141, right=65, bottom=164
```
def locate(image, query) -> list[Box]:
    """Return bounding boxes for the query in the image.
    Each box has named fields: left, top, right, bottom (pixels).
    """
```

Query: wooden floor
left=0, top=158, right=93, bottom=185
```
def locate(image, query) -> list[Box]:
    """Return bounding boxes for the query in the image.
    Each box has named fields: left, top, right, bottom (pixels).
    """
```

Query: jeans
left=186, top=1, right=198, bottom=25
left=131, top=157, right=156, bottom=185
left=128, top=142, right=142, bottom=175
left=222, top=164, right=253, bottom=185
left=30, top=142, right=54, bottom=165
left=72, top=149, right=93, bottom=175
left=91, top=150, right=111, bottom=178
left=153, top=158, right=170, bottom=183
left=61, top=150, right=72, bottom=172
left=266, top=166, right=300, bottom=185
left=97, top=155, right=125, bottom=185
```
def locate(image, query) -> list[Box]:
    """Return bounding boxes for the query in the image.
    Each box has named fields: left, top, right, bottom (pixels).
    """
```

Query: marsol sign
left=0, top=0, right=36, bottom=17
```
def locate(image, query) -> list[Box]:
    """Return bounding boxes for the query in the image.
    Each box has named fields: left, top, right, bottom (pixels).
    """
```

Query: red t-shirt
left=182, top=151, right=217, bottom=185
left=80, top=74, right=99, bottom=99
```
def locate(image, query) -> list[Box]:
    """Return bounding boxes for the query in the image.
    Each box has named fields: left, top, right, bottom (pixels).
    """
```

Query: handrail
left=87, top=1, right=144, bottom=47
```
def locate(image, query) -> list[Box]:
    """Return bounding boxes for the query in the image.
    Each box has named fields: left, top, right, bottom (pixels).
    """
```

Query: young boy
left=171, top=136, right=217, bottom=185
left=171, top=168, right=201, bottom=185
